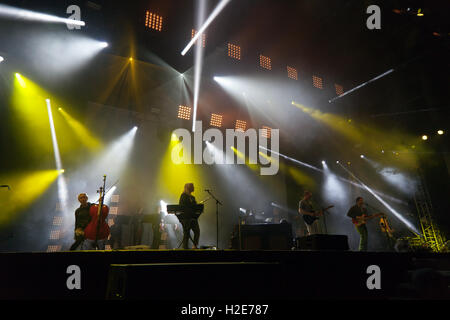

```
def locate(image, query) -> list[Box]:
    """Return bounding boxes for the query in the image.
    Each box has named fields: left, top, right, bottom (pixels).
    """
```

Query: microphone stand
left=322, top=209, right=328, bottom=235
left=206, top=189, right=222, bottom=249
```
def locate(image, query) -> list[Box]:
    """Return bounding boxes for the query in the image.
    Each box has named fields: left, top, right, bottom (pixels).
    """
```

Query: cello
left=84, top=175, right=110, bottom=249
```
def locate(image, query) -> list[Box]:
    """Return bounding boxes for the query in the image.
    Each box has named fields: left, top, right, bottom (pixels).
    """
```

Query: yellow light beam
left=0, top=170, right=59, bottom=225
left=156, top=136, right=203, bottom=199
left=292, top=101, right=421, bottom=169
left=58, top=108, right=102, bottom=150
left=232, top=146, right=259, bottom=172
left=15, top=73, right=26, bottom=88
left=259, top=150, right=316, bottom=190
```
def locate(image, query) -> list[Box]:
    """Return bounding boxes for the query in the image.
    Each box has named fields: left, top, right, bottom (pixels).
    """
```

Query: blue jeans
left=81, top=239, right=107, bottom=250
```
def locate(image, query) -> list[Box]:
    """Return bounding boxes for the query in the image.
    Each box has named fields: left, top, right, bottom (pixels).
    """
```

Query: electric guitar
left=302, top=205, right=334, bottom=225
left=379, top=215, right=395, bottom=238
left=352, top=213, right=384, bottom=227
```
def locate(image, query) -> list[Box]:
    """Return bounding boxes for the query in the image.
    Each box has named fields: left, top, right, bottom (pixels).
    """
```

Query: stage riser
left=0, top=250, right=447, bottom=299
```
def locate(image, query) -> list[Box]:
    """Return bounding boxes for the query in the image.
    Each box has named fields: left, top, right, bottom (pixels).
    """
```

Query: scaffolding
left=406, top=168, right=446, bottom=252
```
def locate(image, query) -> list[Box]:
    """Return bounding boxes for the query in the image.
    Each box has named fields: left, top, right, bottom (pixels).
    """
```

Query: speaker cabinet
left=239, top=223, right=293, bottom=250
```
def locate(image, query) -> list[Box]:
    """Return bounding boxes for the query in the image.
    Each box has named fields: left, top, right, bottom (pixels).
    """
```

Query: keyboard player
left=179, top=183, right=200, bottom=249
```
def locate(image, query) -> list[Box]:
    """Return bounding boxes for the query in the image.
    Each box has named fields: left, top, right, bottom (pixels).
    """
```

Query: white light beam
left=0, top=4, right=85, bottom=26
left=181, top=0, right=231, bottom=56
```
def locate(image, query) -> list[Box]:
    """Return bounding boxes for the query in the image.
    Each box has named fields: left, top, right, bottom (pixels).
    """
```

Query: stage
left=0, top=0, right=449, bottom=305
left=1, top=249, right=449, bottom=300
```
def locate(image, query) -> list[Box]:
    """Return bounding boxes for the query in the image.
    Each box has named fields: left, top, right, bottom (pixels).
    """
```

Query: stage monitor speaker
left=296, top=234, right=349, bottom=251
left=240, top=223, right=293, bottom=250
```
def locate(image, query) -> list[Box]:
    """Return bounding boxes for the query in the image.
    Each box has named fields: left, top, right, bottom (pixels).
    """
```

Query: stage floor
left=0, top=249, right=449, bottom=300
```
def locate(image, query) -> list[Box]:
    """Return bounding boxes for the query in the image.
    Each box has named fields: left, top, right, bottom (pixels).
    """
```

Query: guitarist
left=347, top=197, right=382, bottom=251
left=298, top=191, right=323, bottom=235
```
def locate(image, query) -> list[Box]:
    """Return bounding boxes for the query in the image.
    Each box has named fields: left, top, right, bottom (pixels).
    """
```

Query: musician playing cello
left=179, top=183, right=200, bottom=249
left=69, top=193, right=92, bottom=251
left=83, top=195, right=110, bottom=250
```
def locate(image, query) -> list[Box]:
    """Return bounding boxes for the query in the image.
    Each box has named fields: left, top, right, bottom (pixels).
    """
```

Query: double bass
left=84, top=175, right=110, bottom=248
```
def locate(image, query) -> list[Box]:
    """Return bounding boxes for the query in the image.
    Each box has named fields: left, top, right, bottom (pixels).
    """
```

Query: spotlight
left=133, top=126, right=138, bottom=131
left=99, top=42, right=108, bottom=48
left=347, top=162, right=351, bottom=165
left=160, top=200, right=167, bottom=214
left=360, top=155, right=364, bottom=159
left=213, top=76, right=218, bottom=81
left=321, top=161, right=326, bottom=165
left=15, top=73, right=26, bottom=87
left=381, top=150, right=385, bottom=153
left=417, top=9, right=424, bottom=16
left=210, top=113, right=223, bottom=128
left=58, top=107, right=62, bottom=111
left=145, top=11, right=163, bottom=31
left=0, top=56, right=3, bottom=63
left=59, top=169, right=65, bottom=173
left=336, top=161, right=339, bottom=164
left=180, top=73, right=184, bottom=78
left=437, top=130, right=444, bottom=135
left=129, top=57, right=133, bottom=62
left=177, top=105, right=191, bottom=120
left=422, top=135, right=428, bottom=141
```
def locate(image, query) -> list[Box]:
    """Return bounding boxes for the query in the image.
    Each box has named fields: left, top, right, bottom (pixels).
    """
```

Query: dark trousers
left=180, top=218, right=200, bottom=249
left=355, top=224, right=368, bottom=251
left=69, top=239, right=83, bottom=251
left=151, top=223, right=161, bottom=249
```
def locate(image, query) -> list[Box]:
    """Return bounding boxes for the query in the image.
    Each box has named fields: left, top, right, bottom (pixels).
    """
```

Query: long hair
left=183, top=183, right=194, bottom=194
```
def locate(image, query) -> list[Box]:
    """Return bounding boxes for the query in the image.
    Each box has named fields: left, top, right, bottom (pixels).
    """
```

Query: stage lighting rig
left=287, top=66, right=298, bottom=80
left=259, top=55, right=272, bottom=70
left=210, top=114, right=223, bottom=128
left=312, top=75, right=323, bottom=89
left=235, top=120, right=247, bottom=132
left=145, top=11, right=163, bottom=31
left=178, top=105, right=192, bottom=120
left=228, top=43, right=241, bottom=60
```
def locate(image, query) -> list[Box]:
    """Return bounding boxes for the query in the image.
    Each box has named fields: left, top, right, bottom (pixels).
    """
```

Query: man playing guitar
left=347, top=197, right=383, bottom=251
left=298, top=191, right=333, bottom=235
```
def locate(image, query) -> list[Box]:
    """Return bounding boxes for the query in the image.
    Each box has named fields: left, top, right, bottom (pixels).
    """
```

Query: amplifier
left=239, top=223, right=293, bottom=250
